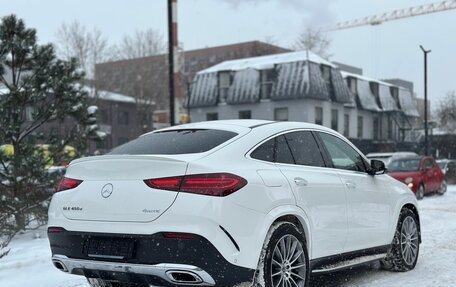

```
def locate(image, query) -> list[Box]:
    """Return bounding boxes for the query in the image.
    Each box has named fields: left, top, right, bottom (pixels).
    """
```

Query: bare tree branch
left=113, top=28, right=165, bottom=60
left=293, top=27, right=332, bottom=60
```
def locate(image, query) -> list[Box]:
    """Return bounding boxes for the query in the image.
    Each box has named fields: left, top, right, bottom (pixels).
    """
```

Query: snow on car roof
left=199, top=50, right=336, bottom=74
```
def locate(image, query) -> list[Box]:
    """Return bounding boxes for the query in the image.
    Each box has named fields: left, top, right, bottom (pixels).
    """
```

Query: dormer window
left=320, top=65, right=331, bottom=83
left=320, top=65, right=334, bottom=101
left=346, top=77, right=357, bottom=95
left=260, top=69, right=276, bottom=100
left=218, top=71, right=232, bottom=103
left=390, top=86, right=400, bottom=108
left=370, top=82, right=381, bottom=108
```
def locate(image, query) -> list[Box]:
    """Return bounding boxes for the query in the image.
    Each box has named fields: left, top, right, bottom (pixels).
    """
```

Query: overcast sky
left=2, top=0, right=455, bottom=107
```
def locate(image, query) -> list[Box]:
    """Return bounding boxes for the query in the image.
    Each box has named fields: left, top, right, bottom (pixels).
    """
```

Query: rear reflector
left=55, top=177, right=83, bottom=192
left=162, top=232, right=194, bottom=239
left=47, top=227, right=66, bottom=233
left=144, top=173, right=247, bottom=197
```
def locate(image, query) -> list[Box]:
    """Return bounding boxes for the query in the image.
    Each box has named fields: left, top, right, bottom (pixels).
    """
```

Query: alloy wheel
left=271, top=234, right=307, bottom=287
left=400, top=216, right=419, bottom=266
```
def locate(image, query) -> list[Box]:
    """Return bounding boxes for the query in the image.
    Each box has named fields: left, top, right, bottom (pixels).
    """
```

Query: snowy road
left=1, top=186, right=456, bottom=287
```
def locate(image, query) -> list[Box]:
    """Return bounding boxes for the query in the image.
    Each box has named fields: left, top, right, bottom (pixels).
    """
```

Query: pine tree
left=0, top=15, right=98, bottom=258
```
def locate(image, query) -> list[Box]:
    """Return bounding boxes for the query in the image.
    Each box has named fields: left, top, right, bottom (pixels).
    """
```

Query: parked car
left=48, top=120, right=420, bottom=287
left=437, top=159, right=456, bottom=185
left=388, top=156, right=447, bottom=199
left=366, top=151, right=418, bottom=167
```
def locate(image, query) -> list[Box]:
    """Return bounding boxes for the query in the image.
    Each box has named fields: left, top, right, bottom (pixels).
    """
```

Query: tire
left=416, top=184, right=425, bottom=200
left=438, top=180, right=447, bottom=195
left=87, top=278, right=147, bottom=287
left=254, top=222, right=310, bottom=287
left=381, top=208, right=420, bottom=272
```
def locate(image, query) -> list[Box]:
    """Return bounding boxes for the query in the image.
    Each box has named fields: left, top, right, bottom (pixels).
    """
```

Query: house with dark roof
left=341, top=71, right=419, bottom=143
left=95, top=41, right=290, bottom=125
left=188, top=50, right=420, bottom=148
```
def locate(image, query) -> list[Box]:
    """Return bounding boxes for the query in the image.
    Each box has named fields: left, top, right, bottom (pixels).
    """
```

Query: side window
left=319, top=132, right=367, bottom=172
left=250, top=138, right=275, bottom=162
left=284, top=131, right=325, bottom=167
left=251, top=136, right=294, bottom=164
left=275, top=135, right=294, bottom=164
left=422, top=159, right=432, bottom=171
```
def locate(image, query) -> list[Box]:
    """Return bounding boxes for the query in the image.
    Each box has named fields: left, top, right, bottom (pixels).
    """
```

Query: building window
left=331, top=109, right=338, bottom=131
left=239, top=110, right=251, bottom=119
left=118, top=111, right=129, bottom=125
left=260, top=69, right=276, bottom=100
left=274, top=108, right=288, bottom=121
left=388, top=117, right=393, bottom=140
left=357, top=116, right=363, bottom=138
left=100, top=109, right=110, bottom=124
left=343, top=114, right=350, bottom=137
left=218, top=71, right=231, bottom=103
left=25, top=106, right=35, bottom=122
left=347, top=77, right=357, bottom=94
left=206, top=113, right=218, bottom=121
left=373, top=117, right=379, bottom=140
left=320, top=65, right=331, bottom=83
left=390, top=87, right=399, bottom=107
left=320, top=65, right=334, bottom=100
left=315, top=107, right=323, bottom=125
left=370, top=82, right=381, bottom=107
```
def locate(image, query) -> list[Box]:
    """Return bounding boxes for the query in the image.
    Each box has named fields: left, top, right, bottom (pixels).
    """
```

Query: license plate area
left=83, top=237, right=135, bottom=260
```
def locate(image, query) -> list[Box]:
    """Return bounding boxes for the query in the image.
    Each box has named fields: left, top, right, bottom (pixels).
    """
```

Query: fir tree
left=0, top=15, right=99, bottom=258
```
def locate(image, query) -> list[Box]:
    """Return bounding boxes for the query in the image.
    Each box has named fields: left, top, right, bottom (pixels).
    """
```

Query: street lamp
left=420, top=45, right=431, bottom=156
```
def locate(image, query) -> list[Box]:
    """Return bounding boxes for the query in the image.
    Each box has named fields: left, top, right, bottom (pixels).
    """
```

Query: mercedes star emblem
left=101, top=183, right=114, bottom=198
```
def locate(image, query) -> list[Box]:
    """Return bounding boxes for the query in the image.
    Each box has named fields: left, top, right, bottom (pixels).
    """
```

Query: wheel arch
left=259, top=205, right=312, bottom=260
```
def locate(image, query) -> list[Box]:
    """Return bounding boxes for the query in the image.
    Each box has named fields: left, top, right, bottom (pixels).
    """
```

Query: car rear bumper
left=48, top=230, right=255, bottom=286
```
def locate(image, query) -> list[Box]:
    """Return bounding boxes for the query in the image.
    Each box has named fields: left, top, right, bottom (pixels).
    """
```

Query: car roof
left=148, top=120, right=336, bottom=134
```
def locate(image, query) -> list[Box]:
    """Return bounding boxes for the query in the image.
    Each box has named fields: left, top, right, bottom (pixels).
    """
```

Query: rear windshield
left=109, top=129, right=237, bottom=155
left=388, top=159, right=420, bottom=172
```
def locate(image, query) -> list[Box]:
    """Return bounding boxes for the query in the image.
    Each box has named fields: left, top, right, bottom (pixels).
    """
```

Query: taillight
left=144, top=176, right=183, bottom=191
left=144, top=173, right=247, bottom=197
left=55, top=177, right=83, bottom=192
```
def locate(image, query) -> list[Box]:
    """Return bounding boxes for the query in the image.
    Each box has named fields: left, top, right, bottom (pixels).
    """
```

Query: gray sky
left=1, top=0, right=455, bottom=107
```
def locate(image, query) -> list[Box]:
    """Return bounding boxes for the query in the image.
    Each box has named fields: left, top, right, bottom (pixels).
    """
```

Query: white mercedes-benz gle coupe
left=48, top=120, right=420, bottom=287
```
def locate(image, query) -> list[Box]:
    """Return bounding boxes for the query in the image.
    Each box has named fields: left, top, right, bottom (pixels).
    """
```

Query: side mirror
left=369, top=159, right=387, bottom=175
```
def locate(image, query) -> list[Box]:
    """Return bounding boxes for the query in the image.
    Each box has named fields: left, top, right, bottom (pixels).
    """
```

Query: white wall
left=190, top=99, right=376, bottom=140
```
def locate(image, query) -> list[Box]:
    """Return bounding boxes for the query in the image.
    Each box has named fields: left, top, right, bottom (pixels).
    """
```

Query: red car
left=388, top=156, right=447, bottom=199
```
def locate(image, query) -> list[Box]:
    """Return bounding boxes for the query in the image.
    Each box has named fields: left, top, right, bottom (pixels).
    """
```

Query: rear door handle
left=294, top=177, right=308, bottom=186
left=345, top=181, right=357, bottom=189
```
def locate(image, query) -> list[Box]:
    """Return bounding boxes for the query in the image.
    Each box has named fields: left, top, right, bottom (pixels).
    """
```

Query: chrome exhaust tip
left=166, top=270, right=203, bottom=284
left=52, top=259, right=68, bottom=272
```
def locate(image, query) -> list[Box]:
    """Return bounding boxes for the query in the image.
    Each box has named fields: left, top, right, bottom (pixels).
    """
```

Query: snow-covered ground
left=1, top=186, right=456, bottom=287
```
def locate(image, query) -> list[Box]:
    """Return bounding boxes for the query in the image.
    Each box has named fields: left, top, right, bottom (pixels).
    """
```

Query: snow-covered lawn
left=1, top=186, right=456, bottom=287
